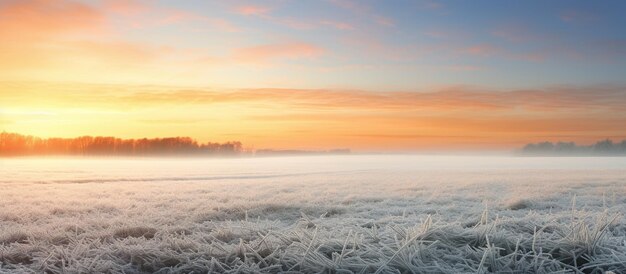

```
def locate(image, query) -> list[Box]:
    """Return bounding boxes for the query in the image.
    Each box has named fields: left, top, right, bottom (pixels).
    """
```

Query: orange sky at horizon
left=1, top=0, right=626, bottom=151
left=2, top=81, right=626, bottom=151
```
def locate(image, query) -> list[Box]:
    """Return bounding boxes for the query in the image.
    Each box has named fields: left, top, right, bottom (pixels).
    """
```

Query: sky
left=1, top=0, right=626, bottom=151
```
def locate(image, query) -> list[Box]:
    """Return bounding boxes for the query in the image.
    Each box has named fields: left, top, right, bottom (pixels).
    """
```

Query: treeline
left=0, top=132, right=243, bottom=156
left=521, top=139, right=626, bottom=155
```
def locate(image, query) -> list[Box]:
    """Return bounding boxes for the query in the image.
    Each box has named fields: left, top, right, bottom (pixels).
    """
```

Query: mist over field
left=2, top=0, right=626, bottom=273
left=2, top=155, right=626, bottom=273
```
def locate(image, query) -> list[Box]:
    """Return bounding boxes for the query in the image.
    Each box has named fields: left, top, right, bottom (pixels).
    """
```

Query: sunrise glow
left=1, top=0, right=626, bottom=151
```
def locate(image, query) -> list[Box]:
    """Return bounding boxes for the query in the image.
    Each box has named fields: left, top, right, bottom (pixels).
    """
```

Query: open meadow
left=1, top=155, right=626, bottom=273
left=3, top=0, right=626, bottom=273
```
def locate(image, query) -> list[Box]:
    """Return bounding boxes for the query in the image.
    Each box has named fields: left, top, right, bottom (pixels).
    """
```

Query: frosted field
left=1, top=155, right=626, bottom=273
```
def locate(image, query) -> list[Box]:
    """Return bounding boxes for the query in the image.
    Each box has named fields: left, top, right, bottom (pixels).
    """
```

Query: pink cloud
left=62, top=40, right=163, bottom=64
left=328, top=0, right=395, bottom=28
left=422, top=0, right=443, bottom=10
left=100, top=1, right=242, bottom=32
left=374, top=15, right=394, bottom=27
left=444, top=65, right=485, bottom=72
left=125, top=6, right=241, bottom=32
left=341, top=34, right=432, bottom=61
left=462, top=44, right=499, bottom=56
left=321, top=20, right=354, bottom=30
left=13, top=83, right=625, bottom=113
left=327, top=0, right=369, bottom=14
left=235, top=5, right=271, bottom=16
left=516, top=53, right=545, bottom=62
left=0, top=0, right=239, bottom=77
left=458, top=44, right=545, bottom=62
left=233, top=4, right=315, bottom=30
left=0, top=0, right=106, bottom=40
left=560, top=10, right=597, bottom=23
left=102, top=0, right=146, bottom=15
left=491, top=25, right=539, bottom=43
left=423, top=28, right=470, bottom=41
left=159, top=9, right=202, bottom=24
left=209, top=18, right=241, bottom=32
left=424, top=30, right=449, bottom=39
left=232, top=43, right=325, bottom=64
left=270, top=17, right=317, bottom=30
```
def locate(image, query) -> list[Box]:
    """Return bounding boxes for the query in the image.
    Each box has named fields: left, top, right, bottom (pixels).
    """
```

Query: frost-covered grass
left=1, top=155, right=626, bottom=273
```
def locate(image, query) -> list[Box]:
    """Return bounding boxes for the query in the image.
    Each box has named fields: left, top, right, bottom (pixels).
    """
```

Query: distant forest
left=0, top=132, right=243, bottom=156
left=521, top=139, right=626, bottom=155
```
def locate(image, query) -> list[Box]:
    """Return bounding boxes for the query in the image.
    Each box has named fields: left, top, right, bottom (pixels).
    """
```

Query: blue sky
left=135, top=0, right=626, bottom=90
left=4, top=0, right=624, bottom=90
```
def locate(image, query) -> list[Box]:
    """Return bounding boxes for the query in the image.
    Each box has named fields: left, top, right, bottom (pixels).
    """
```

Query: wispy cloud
left=156, top=8, right=241, bottom=31
left=0, top=0, right=106, bottom=40
left=327, top=0, right=395, bottom=27
left=233, top=4, right=323, bottom=30
left=327, top=0, right=368, bottom=13
left=462, top=44, right=499, bottom=57
left=0, top=0, right=323, bottom=84
left=234, top=5, right=271, bottom=16
left=420, top=0, right=443, bottom=10
left=102, top=0, right=146, bottom=15
left=459, top=44, right=546, bottom=62
left=321, top=20, right=355, bottom=30
left=560, top=10, right=598, bottom=23
left=232, top=43, right=325, bottom=64
left=4, top=82, right=625, bottom=112
left=373, top=15, right=394, bottom=27
left=0, top=0, right=110, bottom=72
left=491, top=25, right=541, bottom=43
left=110, top=3, right=241, bottom=32
left=423, top=28, right=467, bottom=40
left=4, top=82, right=626, bottom=149
left=0, top=0, right=245, bottom=83
left=443, top=65, right=486, bottom=72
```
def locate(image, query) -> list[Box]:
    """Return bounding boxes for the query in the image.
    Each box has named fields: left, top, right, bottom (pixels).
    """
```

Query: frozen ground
left=1, top=155, right=626, bottom=273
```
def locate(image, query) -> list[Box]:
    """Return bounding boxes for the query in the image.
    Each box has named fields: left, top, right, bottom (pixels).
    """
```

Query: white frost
left=1, top=155, right=626, bottom=273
